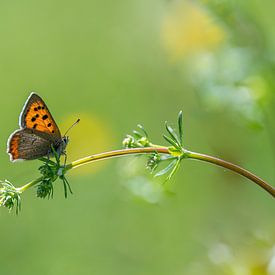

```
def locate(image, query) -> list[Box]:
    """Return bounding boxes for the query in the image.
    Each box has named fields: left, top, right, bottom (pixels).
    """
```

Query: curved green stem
left=15, top=147, right=275, bottom=199
left=64, top=147, right=170, bottom=171
left=185, top=150, right=275, bottom=198
left=17, top=177, right=43, bottom=193
left=15, top=147, right=169, bottom=194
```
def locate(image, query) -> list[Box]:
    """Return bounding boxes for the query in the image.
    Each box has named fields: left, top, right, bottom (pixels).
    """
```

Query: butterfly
left=7, top=92, right=69, bottom=162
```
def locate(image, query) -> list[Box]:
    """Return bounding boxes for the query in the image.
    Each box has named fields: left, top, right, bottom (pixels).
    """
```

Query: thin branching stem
left=185, top=150, right=275, bottom=198
left=65, top=147, right=170, bottom=171
left=65, top=147, right=274, bottom=197
left=17, top=177, right=44, bottom=193
left=14, top=147, right=275, bottom=198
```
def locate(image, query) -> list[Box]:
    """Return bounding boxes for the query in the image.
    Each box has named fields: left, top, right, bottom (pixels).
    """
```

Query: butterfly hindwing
left=20, top=92, right=61, bottom=140
left=7, top=128, right=53, bottom=161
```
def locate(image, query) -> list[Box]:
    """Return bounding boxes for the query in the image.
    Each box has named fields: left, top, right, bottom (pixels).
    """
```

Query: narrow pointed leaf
left=132, top=130, right=143, bottom=138
left=154, top=159, right=177, bottom=177
left=160, top=155, right=176, bottom=161
left=39, top=158, right=56, bottom=165
left=137, top=124, right=148, bottom=137
left=165, top=122, right=181, bottom=147
left=163, top=135, right=181, bottom=150
left=166, top=158, right=181, bottom=181
left=178, top=111, right=183, bottom=146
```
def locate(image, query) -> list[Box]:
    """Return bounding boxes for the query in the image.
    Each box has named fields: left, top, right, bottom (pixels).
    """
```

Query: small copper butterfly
left=7, top=92, right=69, bottom=162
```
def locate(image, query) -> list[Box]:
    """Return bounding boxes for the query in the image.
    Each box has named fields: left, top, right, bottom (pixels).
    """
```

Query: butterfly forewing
left=20, top=93, right=61, bottom=140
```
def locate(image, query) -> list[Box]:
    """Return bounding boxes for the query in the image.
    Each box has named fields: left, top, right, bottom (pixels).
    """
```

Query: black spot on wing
left=31, top=117, right=36, bottom=122
left=42, top=114, right=48, bottom=120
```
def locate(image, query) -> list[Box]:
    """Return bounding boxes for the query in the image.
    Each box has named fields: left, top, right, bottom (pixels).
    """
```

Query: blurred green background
left=0, top=0, right=275, bottom=274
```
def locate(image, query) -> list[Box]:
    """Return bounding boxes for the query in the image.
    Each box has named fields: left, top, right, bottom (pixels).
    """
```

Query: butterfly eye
left=62, top=136, right=69, bottom=145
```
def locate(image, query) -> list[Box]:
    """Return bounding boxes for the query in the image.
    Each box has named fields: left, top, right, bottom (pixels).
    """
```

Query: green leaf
left=60, top=175, right=73, bottom=198
left=159, top=155, right=176, bottom=161
left=154, top=159, right=177, bottom=177
left=178, top=111, right=183, bottom=146
left=39, top=157, right=56, bottom=165
left=16, top=195, right=21, bottom=214
left=165, top=158, right=181, bottom=181
left=163, top=135, right=181, bottom=150
left=137, top=124, right=148, bottom=137
left=132, top=130, right=143, bottom=138
left=165, top=122, right=181, bottom=147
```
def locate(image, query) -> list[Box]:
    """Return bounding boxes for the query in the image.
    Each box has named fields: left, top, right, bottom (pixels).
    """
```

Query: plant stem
left=65, top=147, right=274, bottom=197
left=65, top=147, right=170, bottom=171
left=15, top=147, right=275, bottom=198
left=18, top=177, right=43, bottom=193
left=185, top=150, right=275, bottom=198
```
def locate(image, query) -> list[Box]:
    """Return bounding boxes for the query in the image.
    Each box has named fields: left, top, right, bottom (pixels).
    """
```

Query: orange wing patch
left=8, top=133, right=20, bottom=160
left=23, top=100, right=60, bottom=137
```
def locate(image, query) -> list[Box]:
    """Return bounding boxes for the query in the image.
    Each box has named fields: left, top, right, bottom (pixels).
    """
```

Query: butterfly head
left=55, top=118, right=79, bottom=156
left=57, top=136, right=69, bottom=155
left=63, top=136, right=69, bottom=145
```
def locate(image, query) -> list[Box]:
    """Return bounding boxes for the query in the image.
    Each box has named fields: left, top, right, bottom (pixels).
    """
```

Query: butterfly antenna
left=64, top=119, right=80, bottom=136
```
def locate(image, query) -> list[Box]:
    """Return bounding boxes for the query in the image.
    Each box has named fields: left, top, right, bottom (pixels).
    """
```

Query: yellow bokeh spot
left=162, top=2, right=226, bottom=61
left=60, top=113, right=114, bottom=175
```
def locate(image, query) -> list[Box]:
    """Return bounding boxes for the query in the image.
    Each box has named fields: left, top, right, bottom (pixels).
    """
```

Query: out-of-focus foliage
left=162, top=1, right=226, bottom=60
left=0, top=0, right=274, bottom=274
left=162, top=1, right=274, bottom=128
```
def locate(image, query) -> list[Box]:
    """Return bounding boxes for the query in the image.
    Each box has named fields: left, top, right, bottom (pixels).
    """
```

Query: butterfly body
left=7, top=92, right=68, bottom=162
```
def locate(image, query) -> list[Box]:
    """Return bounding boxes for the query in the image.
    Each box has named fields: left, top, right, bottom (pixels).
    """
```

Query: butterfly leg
left=63, top=151, right=67, bottom=167
left=46, top=150, right=51, bottom=164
